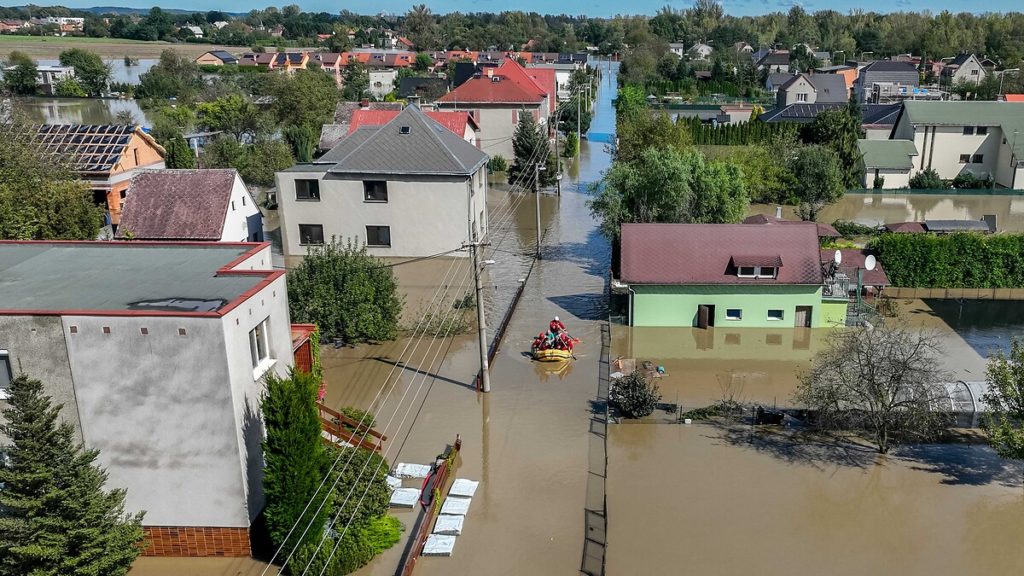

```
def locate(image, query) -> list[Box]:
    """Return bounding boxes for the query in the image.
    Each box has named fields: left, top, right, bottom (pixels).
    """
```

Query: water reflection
left=11, top=96, right=150, bottom=125
left=926, top=299, right=1024, bottom=357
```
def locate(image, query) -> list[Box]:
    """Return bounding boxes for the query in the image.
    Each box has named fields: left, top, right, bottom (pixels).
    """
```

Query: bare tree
left=795, top=322, right=951, bottom=454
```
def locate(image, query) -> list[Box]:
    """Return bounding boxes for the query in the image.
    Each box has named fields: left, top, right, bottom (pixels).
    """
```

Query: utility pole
left=553, top=129, right=561, bottom=196
left=576, top=91, right=581, bottom=157
left=464, top=239, right=492, bottom=393
left=534, top=163, right=542, bottom=259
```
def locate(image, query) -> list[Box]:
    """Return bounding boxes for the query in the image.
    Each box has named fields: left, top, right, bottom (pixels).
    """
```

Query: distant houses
left=194, top=50, right=239, bottom=66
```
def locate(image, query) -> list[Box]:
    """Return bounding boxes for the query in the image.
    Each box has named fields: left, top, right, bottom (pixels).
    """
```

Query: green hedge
left=870, top=233, right=1024, bottom=288
left=678, top=117, right=799, bottom=146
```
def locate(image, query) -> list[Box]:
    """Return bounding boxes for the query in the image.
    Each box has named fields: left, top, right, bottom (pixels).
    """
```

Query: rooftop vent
left=490, top=76, right=501, bottom=83
left=399, top=126, right=411, bottom=135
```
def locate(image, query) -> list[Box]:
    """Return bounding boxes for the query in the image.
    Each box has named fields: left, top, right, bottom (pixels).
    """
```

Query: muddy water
left=752, top=192, right=1024, bottom=231
left=607, top=423, right=1024, bottom=576
left=11, top=95, right=150, bottom=125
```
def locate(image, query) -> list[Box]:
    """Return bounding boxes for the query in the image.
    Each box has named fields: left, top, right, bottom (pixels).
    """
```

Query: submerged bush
left=609, top=370, right=662, bottom=418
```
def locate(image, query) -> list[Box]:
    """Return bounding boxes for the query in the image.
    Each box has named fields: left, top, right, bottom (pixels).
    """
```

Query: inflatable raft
left=532, top=348, right=573, bottom=362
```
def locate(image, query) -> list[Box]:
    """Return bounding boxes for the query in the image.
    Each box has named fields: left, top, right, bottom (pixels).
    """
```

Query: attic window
left=399, top=126, right=411, bottom=135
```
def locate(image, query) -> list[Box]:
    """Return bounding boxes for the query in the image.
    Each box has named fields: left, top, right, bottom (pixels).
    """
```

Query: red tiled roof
left=621, top=223, right=824, bottom=285
left=820, top=249, right=890, bottom=286
left=436, top=74, right=544, bottom=104
left=1003, top=94, right=1024, bottom=102
left=526, top=67, right=557, bottom=113
left=115, top=169, right=240, bottom=240
left=348, top=109, right=477, bottom=136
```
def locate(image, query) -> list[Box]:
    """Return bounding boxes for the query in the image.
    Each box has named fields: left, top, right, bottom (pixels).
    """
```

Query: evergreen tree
left=163, top=134, right=196, bottom=169
left=803, top=106, right=863, bottom=189
left=3, top=51, right=39, bottom=95
left=507, top=111, right=556, bottom=190
left=262, top=371, right=336, bottom=574
left=0, top=374, right=144, bottom=576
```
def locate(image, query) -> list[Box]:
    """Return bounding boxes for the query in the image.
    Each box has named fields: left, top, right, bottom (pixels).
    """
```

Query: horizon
left=12, top=1, right=1024, bottom=19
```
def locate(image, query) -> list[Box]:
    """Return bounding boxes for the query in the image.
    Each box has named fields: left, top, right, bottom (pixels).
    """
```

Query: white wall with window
left=0, top=350, right=11, bottom=400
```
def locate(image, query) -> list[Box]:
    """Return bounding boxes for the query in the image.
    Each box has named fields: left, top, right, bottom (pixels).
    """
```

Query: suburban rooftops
left=32, top=124, right=164, bottom=176
left=620, top=223, right=824, bottom=286
left=857, top=139, right=919, bottom=170
left=115, top=169, right=243, bottom=240
left=0, top=242, right=277, bottom=315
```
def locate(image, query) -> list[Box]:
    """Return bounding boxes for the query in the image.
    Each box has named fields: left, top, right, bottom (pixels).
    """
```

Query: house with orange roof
left=435, top=59, right=553, bottom=159
left=348, top=108, right=480, bottom=146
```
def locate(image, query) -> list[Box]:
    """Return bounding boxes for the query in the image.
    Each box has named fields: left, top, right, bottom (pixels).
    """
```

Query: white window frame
left=249, top=319, right=274, bottom=379
left=796, top=93, right=808, bottom=102
left=726, top=309, right=743, bottom=321
left=0, top=350, right=12, bottom=400
left=767, top=310, right=785, bottom=321
left=737, top=266, right=777, bottom=279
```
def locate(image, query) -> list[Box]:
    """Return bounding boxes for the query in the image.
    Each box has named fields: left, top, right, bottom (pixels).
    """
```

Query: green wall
left=630, top=284, right=845, bottom=328
left=821, top=300, right=849, bottom=328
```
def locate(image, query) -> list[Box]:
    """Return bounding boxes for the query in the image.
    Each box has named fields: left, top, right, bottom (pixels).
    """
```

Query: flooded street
left=753, top=191, right=1024, bottom=231
left=607, top=423, right=1024, bottom=576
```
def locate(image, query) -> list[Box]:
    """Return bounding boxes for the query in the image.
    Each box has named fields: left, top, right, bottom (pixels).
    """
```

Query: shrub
left=487, top=154, right=508, bottom=172
left=609, top=371, right=662, bottom=418
left=338, top=406, right=376, bottom=430
left=909, top=168, right=947, bottom=189
left=870, top=232, right=1024, bottom=288
left=831, top=219, right=879, bottom=238
left=54, top=77, right=87, bottom=97
left=872, top=174, right=885, bottom=189
left=951, top=172, right=992, bottom=189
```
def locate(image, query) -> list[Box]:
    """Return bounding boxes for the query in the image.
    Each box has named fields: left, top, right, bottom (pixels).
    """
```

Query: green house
left=619, top=223, right=848, bottom=328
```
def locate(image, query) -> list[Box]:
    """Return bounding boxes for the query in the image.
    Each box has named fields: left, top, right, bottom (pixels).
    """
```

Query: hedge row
left=870, top=232, right=1024, bottom=288
left=679, top=117, right=799, bottom=146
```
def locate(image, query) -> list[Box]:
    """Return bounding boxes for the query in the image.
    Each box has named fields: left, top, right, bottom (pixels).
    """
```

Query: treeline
left=680, top=116, right=797, bottom=145
left=871, top=233, right=1024, bottom=288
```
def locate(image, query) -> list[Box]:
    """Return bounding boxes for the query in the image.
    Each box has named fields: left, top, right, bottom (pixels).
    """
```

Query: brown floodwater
left=752, top=192, right=1024, bottom=232
left=607, top=422, right=1024, bottom=576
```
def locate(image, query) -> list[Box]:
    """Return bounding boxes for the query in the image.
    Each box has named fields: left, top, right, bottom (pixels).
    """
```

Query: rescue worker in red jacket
left=549, top=316, right=566, bottom=335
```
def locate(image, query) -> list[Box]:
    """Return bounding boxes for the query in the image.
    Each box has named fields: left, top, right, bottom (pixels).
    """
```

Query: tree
left=58, top=49, right=111, bottom=97
left=803, top=104, right=863, bottom=188
left=790, top=145, right=844, bottom=221
left=555, top=97, right=592, bottom=135
left=413, top=52, right=433, bottom=72
left=261, top=371, right=335, bottom=573
left=54, top=78, right=87, bottom=98
left=909, top=168, right=947, bottom=189
left=402, top=5, right=439, bottom=50
left=0, top=374, right=145, bottom=575
left=609, top=371, right=662, bottom=418
left=264, top=70, right=340, bottom=128
left=615, top=112, right=691, bottom=164
left=200, top=135, right=294, bottom=188
left=114, top=110, right=137, bottom=126
left=982, top=339, right=1024, bottom=462
left=196, top=94, right=262, bottom=141
left=0, top=117, right=101, bottom=240
left=589, top=146, right=748, bottom=239
left=507, top=111, right=557, bottom=190
left=287, top=238, right=403, bottom=342
left=795, top=323, right=950, bottom=454
left=136, top=49, right=202, bottom=100
left=284, top=124, right=317, bottom=163
left=340, top=61, right=369, bottom=101
left=3, top=51, right=38, bottom=95
left=162, top=133, right=196, bottom=169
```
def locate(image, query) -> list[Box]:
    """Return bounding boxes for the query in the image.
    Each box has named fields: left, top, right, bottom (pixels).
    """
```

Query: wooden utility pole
left=534, top=163, right=542, bottom=259
left=464, top=240, right=492, bottom=392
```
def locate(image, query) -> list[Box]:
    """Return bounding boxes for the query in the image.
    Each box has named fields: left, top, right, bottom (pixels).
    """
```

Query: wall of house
left=277, top=169, right=482, bottom=257
left=369, top=69, right=398, bottom=100
left=913, top=125, right=1002, bottom=180
left=863, top=126, right=892, bottom=140
left=777, top=77, right=816, bottom=107
left=436, top=103, right=540, bottom=159
left=60, top=315, right=247, bottom=528
left=629, top=284, right=834, bottom=328
left=195, top=53, right=226, bottom=65
left=864, top=167, right=912, bottom=189
left=0, top=315, right=82, bottom=445
left=219, top=275, right=293, bottom=526
left=953, top=60, right=986, bottom=84
left=219, top=176, right=263, bottom=242
left=820, top=300, right=848, bottom=327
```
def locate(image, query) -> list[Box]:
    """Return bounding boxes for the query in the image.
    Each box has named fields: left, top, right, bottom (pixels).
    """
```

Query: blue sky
left=52, top=1, right=1024, bottom=18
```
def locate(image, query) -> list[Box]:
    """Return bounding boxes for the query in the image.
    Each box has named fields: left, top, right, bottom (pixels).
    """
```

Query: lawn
left=0, top=35, right=238, bottom=59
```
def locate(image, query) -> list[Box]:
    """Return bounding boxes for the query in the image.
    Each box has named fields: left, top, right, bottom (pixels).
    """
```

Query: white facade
left=435, top=104, right=541, bottom=160
left=277, top=168, right=489, bottom=258
left=893, top=120, right=1024, bottom=188
left=222, top=173, right=264, bottom=242
left=864, top=168, right=912, bottom=189
left=369, top=69, right=398, bottom=100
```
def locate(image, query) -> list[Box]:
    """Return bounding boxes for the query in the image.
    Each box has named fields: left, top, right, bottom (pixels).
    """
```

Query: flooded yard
left=607, top=422, right=1024, bottom=576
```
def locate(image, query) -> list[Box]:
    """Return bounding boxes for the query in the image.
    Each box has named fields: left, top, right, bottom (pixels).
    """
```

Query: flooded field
left=10, top=96, right=150, bottom=126
left=607, top=423, right=1024, bottom=576
left=752, top=191, right=1024, bottom=232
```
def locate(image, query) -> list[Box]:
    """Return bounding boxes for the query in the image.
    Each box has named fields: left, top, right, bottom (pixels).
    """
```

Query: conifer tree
left=508, top=110, right=556, bottom=190
left=0, top=374, right=144, bottom=576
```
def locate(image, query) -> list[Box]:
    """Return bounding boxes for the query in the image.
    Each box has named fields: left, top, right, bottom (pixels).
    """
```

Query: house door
left=697, top=305, right=715, bottom=329
left=794, top=306, right=812, bottom=328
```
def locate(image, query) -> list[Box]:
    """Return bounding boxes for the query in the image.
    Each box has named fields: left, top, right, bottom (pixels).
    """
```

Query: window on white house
left=963, top=126, right=975, bottom=135
left=231, top=200, right=236, bottom=211
left=363, top=181, right=388, bottom=202
left=366, top=225, right=391, bottom=247
left=1, top=350, right=13, bottom=400
left=977, top=126, right=988, bottom=135
left=959, top=154, right=971, bottom=163
left=796, top=93, right=808, bottom=102
left=768, top=310, right=785, bottom=321
left=971, top=69, right=979, bottom=75
left=973, top=154, right=984, bottom=163
left=726, top=309, right=743, bottom=321
left=295, top=179, right=321, bottom=201
left=249, top=319, right=271, bottom=370
left=299, top=224, right=324, bottom=245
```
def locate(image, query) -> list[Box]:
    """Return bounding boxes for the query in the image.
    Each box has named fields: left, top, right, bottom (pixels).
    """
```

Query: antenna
left=864, top=255, right=876, bottom=271
left=833, top=250, right=842, bottom=265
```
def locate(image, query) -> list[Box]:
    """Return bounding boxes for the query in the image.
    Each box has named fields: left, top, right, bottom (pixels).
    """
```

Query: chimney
left=408, top=95, right=421, bottom=107
left=775, top=206, right=783, bottom=219
left=486, top=68, right=494, bottom=77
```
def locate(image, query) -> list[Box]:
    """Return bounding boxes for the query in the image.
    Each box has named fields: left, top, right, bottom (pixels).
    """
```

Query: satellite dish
left=864, top=255, right=877, bottom=271
left=834, top=250, right=842, bottom=265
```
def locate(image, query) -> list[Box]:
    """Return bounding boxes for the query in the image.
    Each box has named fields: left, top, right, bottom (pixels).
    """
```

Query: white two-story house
left=277, top=105, right=489, bottom=258
left=885, top=101, right=1024, bottom=189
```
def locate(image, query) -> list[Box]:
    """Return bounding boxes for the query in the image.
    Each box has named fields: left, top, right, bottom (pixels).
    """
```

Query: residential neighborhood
left=2, top=3, right=1024, bottom=576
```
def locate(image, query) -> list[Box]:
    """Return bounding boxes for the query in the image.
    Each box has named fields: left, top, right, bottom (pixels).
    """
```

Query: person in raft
left=549, top=316, right=566, bottom=335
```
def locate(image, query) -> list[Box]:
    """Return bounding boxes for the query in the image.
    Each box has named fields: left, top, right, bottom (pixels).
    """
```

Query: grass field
left=0, top=36, right=241, bottom=59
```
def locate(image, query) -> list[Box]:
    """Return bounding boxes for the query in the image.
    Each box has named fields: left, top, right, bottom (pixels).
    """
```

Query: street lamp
left=999, top=68, right=1020, bottom=98
left=860, top=51, right=873, bottom=62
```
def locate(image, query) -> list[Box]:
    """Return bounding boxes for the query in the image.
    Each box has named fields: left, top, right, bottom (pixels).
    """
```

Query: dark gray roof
left=760, top=103, right=901, bottom=125
left=862, top=60, right=918, bottom=74
left=816, top=65, right=854, bottom=73
left=759, top=52, right=790, bottom=66
left=766, top=72, right=795, bottom=88
left=807, top=74, right=848, bottom=103
left=924, top=220, right=992, bottom=232
left=863, top=103, right=903, bottom=126
left=950, top=53, right=975, bottom=67
left=209, top=50, right=237, bottom=62
left=0, top=243, right=268, bottom=314
left=321, top=105, right=487, bottom=176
